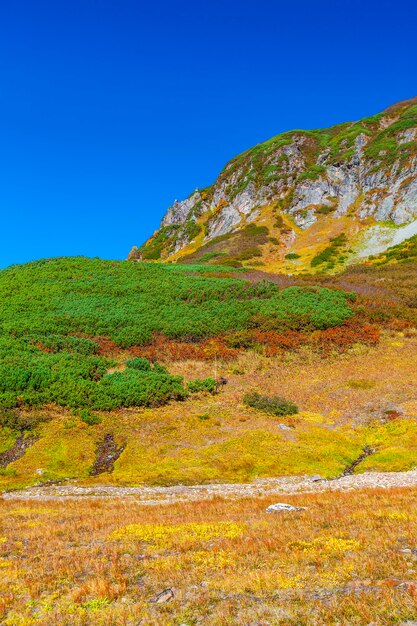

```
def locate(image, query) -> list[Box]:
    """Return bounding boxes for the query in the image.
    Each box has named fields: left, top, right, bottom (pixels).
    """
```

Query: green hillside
left=0, top=257, right=354, bottom=411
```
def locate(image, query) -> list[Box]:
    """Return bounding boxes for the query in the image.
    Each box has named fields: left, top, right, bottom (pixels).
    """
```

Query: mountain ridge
left=130, top=97, right=417, bottom=273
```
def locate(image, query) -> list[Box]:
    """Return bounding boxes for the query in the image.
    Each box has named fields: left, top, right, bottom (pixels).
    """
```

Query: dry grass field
left=2, top=488, right=417, bottom=625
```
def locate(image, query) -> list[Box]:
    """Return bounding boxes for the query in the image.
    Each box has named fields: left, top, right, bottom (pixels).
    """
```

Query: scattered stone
left=277, top=424, right=292, bottom=431
left=311, top=475, right=322, bottom=482
left=151, top=588, right=174, bottom=604
left=89, top=433, right=125, bottom=476
left=266, top=503, right=306, bottom=513
left=7, top=469, right=417, bottom=502
left=0, top=435, right=39, bottom=469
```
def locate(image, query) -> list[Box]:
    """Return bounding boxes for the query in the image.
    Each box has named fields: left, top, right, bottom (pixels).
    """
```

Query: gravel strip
left=3, top=469, right=417, bottom=503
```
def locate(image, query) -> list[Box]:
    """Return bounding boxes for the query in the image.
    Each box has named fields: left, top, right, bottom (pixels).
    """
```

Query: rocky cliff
left=130, top=97, right=417, bottom=273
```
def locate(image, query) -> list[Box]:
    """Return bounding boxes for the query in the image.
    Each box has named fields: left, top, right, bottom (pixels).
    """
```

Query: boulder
left=265, top=502, right=306, bottom=513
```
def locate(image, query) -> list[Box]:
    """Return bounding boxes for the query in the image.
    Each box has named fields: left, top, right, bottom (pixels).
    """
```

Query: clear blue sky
left=1, top=0, right=416, bottom=268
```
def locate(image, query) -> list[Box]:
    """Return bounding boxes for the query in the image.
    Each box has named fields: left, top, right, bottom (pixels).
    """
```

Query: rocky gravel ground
left=4, top=469, right=417, bottom=503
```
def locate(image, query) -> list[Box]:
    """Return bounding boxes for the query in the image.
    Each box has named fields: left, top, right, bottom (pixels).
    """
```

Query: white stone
left=265, top=502, right=306, bottom=513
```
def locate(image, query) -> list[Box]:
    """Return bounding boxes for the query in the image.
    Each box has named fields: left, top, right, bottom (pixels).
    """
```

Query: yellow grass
left=1, top=488, right=417, bottom=624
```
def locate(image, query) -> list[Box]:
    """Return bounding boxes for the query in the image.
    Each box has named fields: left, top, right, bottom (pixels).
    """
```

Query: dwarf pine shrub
left=188, top=378, right=218, bottom=394
left=243, top=392, right=298, bottom=416
left=0, top=257, right=355, bottom=410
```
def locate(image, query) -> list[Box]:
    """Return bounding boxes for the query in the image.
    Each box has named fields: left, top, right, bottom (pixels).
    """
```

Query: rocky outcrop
left=132, top=97, right=417, bottom=269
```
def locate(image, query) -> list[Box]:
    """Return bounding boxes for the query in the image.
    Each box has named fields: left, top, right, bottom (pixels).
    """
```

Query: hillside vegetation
left=0, top=257, right=354, bottom=410
left=1, top=256, right=417, bottom=491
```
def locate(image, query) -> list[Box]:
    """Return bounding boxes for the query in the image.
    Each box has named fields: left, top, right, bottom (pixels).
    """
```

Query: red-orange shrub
left=94, top=321, right=381, bottom=364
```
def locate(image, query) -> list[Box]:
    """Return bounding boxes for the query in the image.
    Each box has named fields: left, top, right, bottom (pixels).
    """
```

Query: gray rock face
left=162, top=191, right=202, bottom=227
left=399, top=128, right=416, bottom=144
left=292, top=178, right=333, bottom=211
left=150, top=103, right=417, bottom=259
left=208, top=203, right=241, bottom=239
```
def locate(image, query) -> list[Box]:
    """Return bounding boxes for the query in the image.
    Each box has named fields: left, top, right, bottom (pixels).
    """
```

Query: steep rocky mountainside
left=130, top=97, right=417, bottom=273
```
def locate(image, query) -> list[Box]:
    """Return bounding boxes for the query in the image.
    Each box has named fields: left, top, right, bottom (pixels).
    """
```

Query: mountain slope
left=131, top=97, right=417, bottom=273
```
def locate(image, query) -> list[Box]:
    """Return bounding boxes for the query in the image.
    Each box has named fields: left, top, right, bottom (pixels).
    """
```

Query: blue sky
left=1, top=0, right=416, bottom=268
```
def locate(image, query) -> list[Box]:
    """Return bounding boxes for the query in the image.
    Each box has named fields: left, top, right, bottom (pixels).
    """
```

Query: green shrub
left=184, top=220, right=202, bottom=241
left=236, top=246, right=262, bottom=261
left=0, top=468, right=17, bottom=477
left=243, top=391, right=298, bottom=416
left=126, top=357, right=152, bottom=371
left=243, top=224, right=269, bottom=237
left=274, top=215, right=285, bottom=228
left=285, top=253, right=300, bottom=260
left=297, top=165, right=326, bottom=182
left=78, top=408, right=102, bottom=425
left=188, top=378, right=218, bottom=394
left=113, top=327, right=152, bottom=348
left=316, top=205, right=336, bottom=215
left=139, top=226, right=171, bottom=260
left=347, top=379, right=375, bottom=390
left=199, top=252, right=224, bottom=263
left=126, top=358, right=168, bottom=375
left=30, top=335, right=99, bottom=355
left=152, top=363, right=168, bottom=374
left=311, top=233, right=347, bottom=268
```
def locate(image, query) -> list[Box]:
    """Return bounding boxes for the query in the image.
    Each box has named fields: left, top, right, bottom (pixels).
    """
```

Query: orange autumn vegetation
left=121, top=320, right=380, bottom=362
left=2, top=488, right=417, bottom=625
